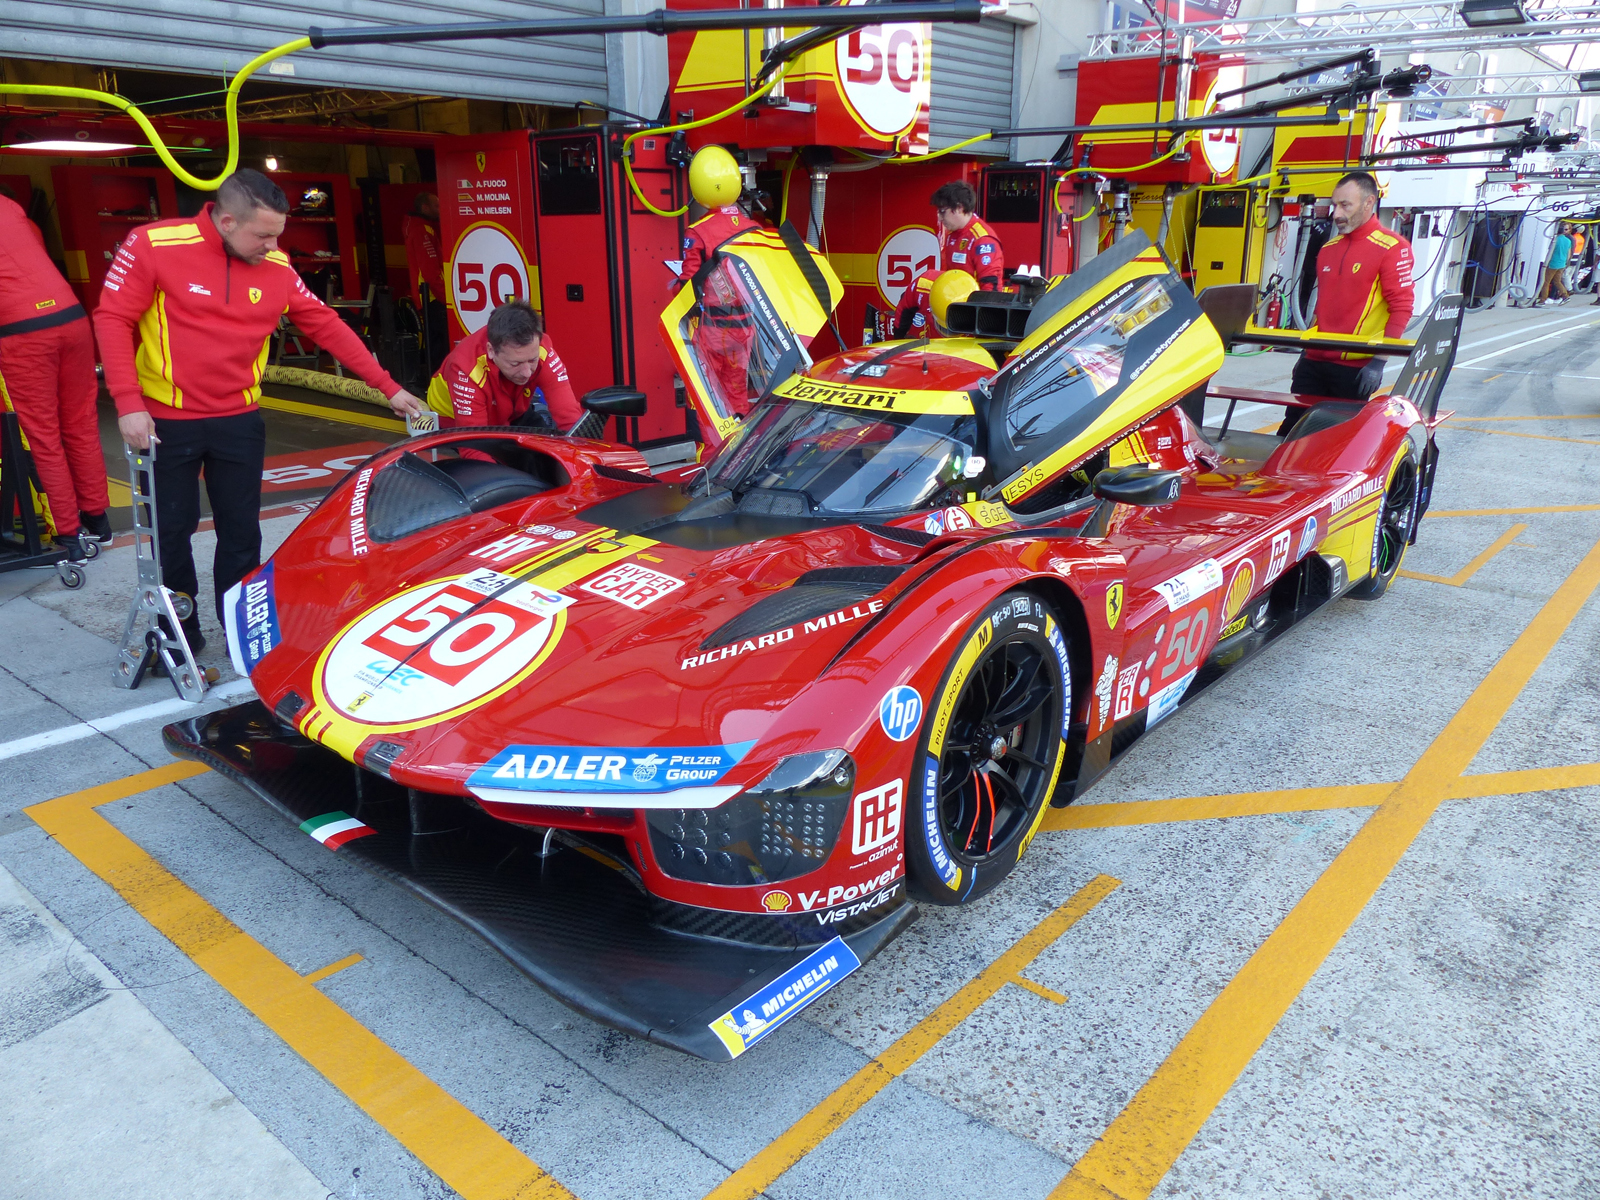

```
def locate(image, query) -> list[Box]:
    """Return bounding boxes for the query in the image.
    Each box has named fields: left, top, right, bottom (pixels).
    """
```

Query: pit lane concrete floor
left=2, top=300, right=1598, bottom=1200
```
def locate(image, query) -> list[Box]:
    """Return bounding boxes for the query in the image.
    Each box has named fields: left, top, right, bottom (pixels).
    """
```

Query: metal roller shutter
left=0, top=0, right=609, bottom=107
left=930, top=17, right=1015, bottom=153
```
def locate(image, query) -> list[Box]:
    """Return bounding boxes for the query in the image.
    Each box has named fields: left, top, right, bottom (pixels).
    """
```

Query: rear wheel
left=906, top=590, right=1071, bottom=906
left=1348, top=450, right=1418, bottom=600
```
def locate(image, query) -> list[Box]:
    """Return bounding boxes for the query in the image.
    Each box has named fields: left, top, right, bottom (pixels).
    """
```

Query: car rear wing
left=1196, top=286, right=1464, bottom=419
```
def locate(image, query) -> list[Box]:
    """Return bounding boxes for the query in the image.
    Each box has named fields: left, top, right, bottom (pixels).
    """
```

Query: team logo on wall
left=835, top=9, right=931, bottom=138
left=318, top=569, right=571, bottom=727
left=476, top=152, right=487, bottom=172
left=876, top=226, right=940, bottom=307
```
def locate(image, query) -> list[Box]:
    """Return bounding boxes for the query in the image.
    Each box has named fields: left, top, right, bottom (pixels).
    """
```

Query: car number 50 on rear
left=314, top=571, right=573, bottom=729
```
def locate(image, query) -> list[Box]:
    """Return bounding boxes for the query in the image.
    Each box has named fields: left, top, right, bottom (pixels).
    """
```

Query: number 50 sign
left=449, top=223, right=531, bottom=335
left=835, top=14, right=931, bottom=139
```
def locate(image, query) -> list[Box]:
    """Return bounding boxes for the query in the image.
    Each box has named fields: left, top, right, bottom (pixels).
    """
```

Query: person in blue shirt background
left=1538, top=224, right=1573, bottom=304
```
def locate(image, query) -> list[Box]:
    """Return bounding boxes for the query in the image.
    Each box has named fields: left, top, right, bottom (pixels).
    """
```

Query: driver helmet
left=930, top=269, right=978, bottom=334
left=689, top=146, right=742, bottom=209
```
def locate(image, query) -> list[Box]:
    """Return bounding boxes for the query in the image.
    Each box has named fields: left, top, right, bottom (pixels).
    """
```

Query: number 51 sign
left=449, top=223, right=531, bottom=336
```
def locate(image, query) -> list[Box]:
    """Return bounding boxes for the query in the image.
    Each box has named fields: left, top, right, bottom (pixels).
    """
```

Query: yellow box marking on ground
left=1011, top=975, right=1069, bottom=1005
left=1050, top=534, right=1600, bottom=1200
left=1426, top=503, right=1600, bottom=518
left=26, top=764, right=571, bottom=1200
left=1449, top=413, right=1600, bottom=421
left=703, top=874, right=1121, bottom=1200
left=1446, top=426, right=1600, bottom=448
left=1042, top=784, right=1394, bottom=831
left=258, top=394, right=406, bottom=433
left=1399, top=523, right=1528, bottom=587
left=303, top=952, right=364, bottom=985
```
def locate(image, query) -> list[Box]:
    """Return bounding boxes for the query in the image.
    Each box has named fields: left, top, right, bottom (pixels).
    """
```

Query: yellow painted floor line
left=1448, top=762, right=1600, bottom=798
left=26, top=763, right=571, bottom=1200
left=703, top=874, right=1121, bottom=1200
left=1399, top=522, right=1528, bottom=586
left=1426, top=503, right=1600, bottom=518
left=303, top=952, right=365, bottom=984
left=1445, top=426, right=1600, bottom=447
left=1051, top=533, right=1600, bottom=1200
left=258, top=394, right=406, bottom=433
left=1042, top=784, right=1393, bottom=831
left=1449, top=413, right=1600, bottom=421
left=1011, top=975, right=1069, bottom=1004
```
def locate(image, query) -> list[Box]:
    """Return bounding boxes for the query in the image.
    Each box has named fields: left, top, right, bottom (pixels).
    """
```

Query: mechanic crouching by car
left=426, top=299, right=581, bottom=434
left=94, top=168, right=426, bottom=649
left=1279, top=170, right=1414, bottom=434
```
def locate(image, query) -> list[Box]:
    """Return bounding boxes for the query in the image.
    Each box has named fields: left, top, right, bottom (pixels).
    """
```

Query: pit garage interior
left=2, top=1, right=1599, bottom=1198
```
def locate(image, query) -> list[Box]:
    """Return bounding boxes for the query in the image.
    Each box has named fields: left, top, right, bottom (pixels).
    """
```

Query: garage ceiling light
left=3, top=138, right=141, bottom=152
left=1577, top=70, right=1600, bottom=93
left=1459, top=0, right=1528, bottom=27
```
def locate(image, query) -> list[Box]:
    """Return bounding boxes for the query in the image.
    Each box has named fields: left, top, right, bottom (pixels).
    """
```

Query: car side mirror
left=1092, top=465, right=1182, bottom=506
left=581, top=386, right=648, bottom=417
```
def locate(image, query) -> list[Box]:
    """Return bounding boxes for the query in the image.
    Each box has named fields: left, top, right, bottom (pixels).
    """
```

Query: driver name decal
left=320, top=569, right=572, bottom=726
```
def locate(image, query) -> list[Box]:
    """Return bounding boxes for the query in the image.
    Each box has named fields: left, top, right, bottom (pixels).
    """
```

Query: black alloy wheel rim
left=935, top=634, right=1061, bottom=864
left=1375, top=457, right=1419, bottom=578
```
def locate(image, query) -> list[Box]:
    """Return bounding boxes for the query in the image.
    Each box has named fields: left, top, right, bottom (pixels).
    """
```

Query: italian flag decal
left=299, top=811, right=376, bottom=850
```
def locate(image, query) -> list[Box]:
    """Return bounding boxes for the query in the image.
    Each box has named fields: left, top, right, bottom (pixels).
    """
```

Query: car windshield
left=710, top=400, right=978, bottom=516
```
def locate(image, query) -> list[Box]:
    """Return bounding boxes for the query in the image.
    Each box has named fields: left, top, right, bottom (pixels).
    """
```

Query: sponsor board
left=708, top=936, right=862, bottom=1059
left=879, top=685, right=923, bottom=742
left=580, top=562, right=685, bottom=610
left=681, top=599, right=884, bottom=669
left=1153, top=559, right=1224, bottom=611
left=223, top=564, right=281, bottom=678
left=470, top=739, right=756, bottom=794
left=851, top=780, right=903, bottom=855
left=1297, top=516, right=1320, bottom=560
left=1147, top=668, right=1196, bottom=726
left=1265, top=529, right=1292, bottom=583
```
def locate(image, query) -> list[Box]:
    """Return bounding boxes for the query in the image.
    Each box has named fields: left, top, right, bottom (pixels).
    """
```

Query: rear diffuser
left=163, top=702, right=914, bottom=1061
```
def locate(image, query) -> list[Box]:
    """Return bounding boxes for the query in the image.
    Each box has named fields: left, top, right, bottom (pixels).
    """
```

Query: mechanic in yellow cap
left=677, top=146, right=759, bottom=413
left=891, top=268, right=977, bottom=339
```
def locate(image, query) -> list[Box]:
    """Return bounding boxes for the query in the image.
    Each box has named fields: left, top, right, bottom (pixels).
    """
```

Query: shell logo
left=761, top=890, right=793, bottom=913
left=1223, top=559, right=1255, bottom=622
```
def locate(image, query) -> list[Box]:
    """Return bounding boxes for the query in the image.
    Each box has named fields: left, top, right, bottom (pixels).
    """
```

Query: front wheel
left=1348, top=449, right=1418, bottom=601
left=906, top=590, right=1071, bottom=906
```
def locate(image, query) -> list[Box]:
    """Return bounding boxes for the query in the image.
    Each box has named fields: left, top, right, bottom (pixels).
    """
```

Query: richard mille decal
left=680, top=600, right=885, bottom=669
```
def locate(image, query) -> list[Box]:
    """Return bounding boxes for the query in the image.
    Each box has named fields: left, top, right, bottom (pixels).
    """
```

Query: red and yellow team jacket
left=1309, top=216, right=1415, bottom=363
left=425, top=325, right=582, bottom=429
left=679, top=205, right=749, bottom=283
left=95, top=205, right=400, bottom=420
left=0, top=195, right=82, bottom=336
left=402, top=213, right=446, bottom=301
left=940, top=214, right=1005, bottom=291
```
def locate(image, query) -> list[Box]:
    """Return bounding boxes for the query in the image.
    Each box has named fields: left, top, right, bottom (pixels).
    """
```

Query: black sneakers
left=79, top=510, right=114, bottom=544
left=55, top=536, right=86, bottom=563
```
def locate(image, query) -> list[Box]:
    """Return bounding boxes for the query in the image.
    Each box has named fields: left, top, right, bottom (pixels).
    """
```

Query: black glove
left=1356, top=356, right=1386, bottom=399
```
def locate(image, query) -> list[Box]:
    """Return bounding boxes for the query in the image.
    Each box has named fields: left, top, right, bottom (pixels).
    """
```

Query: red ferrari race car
left=166, top=229, right=1461, bottom=1061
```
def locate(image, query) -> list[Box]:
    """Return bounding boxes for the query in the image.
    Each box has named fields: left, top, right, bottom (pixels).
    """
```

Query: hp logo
left=879, top=685, right=923, bottom=742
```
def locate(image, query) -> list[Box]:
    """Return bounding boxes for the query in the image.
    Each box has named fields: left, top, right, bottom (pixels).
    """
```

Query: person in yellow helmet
left=891, top=268, right=977, bottom=339
left=677, top=145, right=760, bottom=414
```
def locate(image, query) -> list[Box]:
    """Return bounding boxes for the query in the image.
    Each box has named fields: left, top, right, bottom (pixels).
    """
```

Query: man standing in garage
left=95, top=168, right=425, bottom=648
left=894, top=180, right=1006, bottom=337
left=404, top=191, right=449, bottom=372
left=1279, top=171, right=1414, bottom=433
left=426, top=298, right=581, bottom=433
left=0, top=187, right=111, bottom=560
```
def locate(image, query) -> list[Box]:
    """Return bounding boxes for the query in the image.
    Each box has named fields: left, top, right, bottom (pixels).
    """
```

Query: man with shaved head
left=95, top=168, right=424, bottom=651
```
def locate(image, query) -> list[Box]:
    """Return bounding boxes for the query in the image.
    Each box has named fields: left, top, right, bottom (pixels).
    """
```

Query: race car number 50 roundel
left=312, top=569, right=573, bottom=730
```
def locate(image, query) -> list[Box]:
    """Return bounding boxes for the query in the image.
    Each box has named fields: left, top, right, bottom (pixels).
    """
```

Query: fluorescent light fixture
left=1577, top=70, right=1600, bottom=94
left=1459, top=0, right=1528, bottom=27
left=2, top=138, right=140, bottom=152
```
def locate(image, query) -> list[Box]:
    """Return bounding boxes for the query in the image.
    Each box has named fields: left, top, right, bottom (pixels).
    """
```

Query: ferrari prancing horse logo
left=1105, top=583, right=1124, bottom=630
left=248, top=287, right=262, bottom=304
left=476, top=151, right=487, bottom=172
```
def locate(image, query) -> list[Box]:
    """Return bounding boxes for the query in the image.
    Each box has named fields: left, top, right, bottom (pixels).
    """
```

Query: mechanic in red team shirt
left=677, top=146, right=758, bottom=415
left=1281, top=170, right=1414, bottom=432
left=425, top=299, right=581, bottom=434
left=95, top=169, right=425, bottom=644
left=0, top=187, right=111, bottom=558
left=403, top=192, right=449, bottom=372
left=893, top=180, right=1005, bottom=337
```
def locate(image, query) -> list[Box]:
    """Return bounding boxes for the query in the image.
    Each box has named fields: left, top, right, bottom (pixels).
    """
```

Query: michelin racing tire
left=1348, top=447, right=1418, bottom=601
left=906, top=589, right=1070, bottom=907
